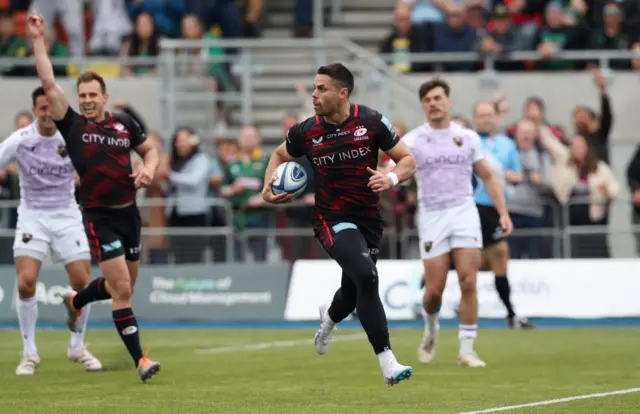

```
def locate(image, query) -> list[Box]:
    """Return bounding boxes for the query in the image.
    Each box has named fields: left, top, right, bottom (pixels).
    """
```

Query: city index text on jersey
left=82, top=133, right=131, bottom=148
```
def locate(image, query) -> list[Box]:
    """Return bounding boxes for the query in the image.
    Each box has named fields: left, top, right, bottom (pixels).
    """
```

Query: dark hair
left=77, top=71, right=107, bottom=93
left=31, top=87, right=46, bottom=107
left=418, top=78, right=450, bottom=100
left=570, top=134, right=599, bottom=175
left=170, top=127, right=199, bottom=172
left=573, top=106, right=596, bottom=120
left=129, top=12, right=160, bottom=57
left=317, top=63, right=354, bottom=96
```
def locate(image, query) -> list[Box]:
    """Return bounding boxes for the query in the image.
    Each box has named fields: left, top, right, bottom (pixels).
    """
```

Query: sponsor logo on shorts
left=101, top=240, right=123, bottom=252
left=423, top=241, right=432, bottom=253
left=453, top=136, right=463, bottom=146
left=22, top=233, right=32, bottom=244
left=492, top=226, right=504, bottom=240
left=122, top=326, right=138, bottom=335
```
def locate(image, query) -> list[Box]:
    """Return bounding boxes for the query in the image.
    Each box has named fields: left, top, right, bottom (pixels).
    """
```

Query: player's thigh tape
left=331, top=222, right=358, bottom=234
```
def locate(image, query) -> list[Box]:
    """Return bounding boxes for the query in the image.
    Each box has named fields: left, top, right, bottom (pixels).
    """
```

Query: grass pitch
left=0, top=327, right=638, bottom=413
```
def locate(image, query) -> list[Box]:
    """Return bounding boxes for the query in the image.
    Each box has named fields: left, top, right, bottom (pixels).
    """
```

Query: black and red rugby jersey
left=54, top=107, right=146, bottom=208
left=285, top=104, right=399, bottom=222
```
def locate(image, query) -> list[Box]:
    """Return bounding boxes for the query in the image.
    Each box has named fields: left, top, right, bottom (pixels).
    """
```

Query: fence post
left=240, top=49, right=253, bottom=125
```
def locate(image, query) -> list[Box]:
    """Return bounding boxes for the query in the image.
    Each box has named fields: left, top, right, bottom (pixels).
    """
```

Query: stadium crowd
left=0, top=0, right=638, bottom=264
left=384, top=0, right=640, bottom=71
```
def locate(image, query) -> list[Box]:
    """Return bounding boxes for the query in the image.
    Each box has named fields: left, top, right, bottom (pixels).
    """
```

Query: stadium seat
left=0, top=0, right=9, bottom=10
left=86, top=63, right=121, bottom=78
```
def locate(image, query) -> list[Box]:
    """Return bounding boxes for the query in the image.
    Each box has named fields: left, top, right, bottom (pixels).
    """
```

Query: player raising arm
left=29, top=13, right=161, bottom=382
left=262, top=63, right=416, bottom=386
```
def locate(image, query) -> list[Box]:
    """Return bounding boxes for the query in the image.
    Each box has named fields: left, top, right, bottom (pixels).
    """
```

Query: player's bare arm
left=368, top=141, right=416, bottom=193
left=132, top=140, right=159, bottom=188
left=474, top=159, right=513, bottom=236
left=261, top=142, right=294, bottom=204
left=28, top=14, right=69, bottom=121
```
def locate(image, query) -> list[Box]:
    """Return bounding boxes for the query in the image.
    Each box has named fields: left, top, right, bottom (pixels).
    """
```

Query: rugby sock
left=69, top=304, right=90, bottom=350
left=377, top=349, right=398, bottom=373
left=458, top=324, right=478, bottom=356
left=495, top=275, right=516, bottom=318
left=112, top=308, right=143, bottom=366
left=73, top=277, right=111, bottom=309
left=17, top=297, right=38, bottom=356
left=425, top=312, right=440, bottom=337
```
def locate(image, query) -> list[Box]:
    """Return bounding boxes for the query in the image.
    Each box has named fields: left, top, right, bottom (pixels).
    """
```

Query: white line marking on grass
left=460, top=388, right=640, bottom=414
left=195, top=333, right=367, bottom=355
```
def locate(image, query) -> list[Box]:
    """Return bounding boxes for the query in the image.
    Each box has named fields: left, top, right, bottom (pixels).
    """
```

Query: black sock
left=495, top=275, right=516, bottom=318
left=73, top=277, right=111, bottom=309
left=112, top=308, right=143, bottom=366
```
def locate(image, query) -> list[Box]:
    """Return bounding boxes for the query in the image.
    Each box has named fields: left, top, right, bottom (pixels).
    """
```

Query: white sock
left=69, top=304, right=91, bottom=351
left=424, top=312, right=440, bottom=337
left=377, top=349, right=397, bottom=373
left=458, top=324, right=478, bottom=356
left=323, top=307, right=336, bottom=327
left=17, top=297, right=38, bottom=356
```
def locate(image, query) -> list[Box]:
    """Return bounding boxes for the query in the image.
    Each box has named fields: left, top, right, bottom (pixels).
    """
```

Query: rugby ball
left=272, top=161, right=308, bottom=198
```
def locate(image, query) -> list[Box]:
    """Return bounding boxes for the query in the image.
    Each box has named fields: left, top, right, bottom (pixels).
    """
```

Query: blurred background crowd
left=0, top=0, right=639, bottom=265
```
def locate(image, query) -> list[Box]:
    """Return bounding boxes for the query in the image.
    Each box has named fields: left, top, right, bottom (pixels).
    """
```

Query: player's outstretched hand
left=366, top=167, right=393, bottom=193
left=130, top=166, right=154, bottom=189
left=261, top=178, right=294, bottom=204
left=499, top=214, right=514, bottom=238
left=27, top=13, right=45, bottom=39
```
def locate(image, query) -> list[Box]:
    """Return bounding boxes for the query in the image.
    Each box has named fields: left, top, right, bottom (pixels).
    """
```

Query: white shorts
left=13, top=205, right=91, bottom=265
left=417, top=202, right=482, bottom=259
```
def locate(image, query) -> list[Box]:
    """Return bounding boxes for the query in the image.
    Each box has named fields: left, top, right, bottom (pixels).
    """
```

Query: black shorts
left=477, top=204, right=505, bottom=248
left=312, top=213, right=382, bottom=259
left=83, top=204, right=142, bottom=262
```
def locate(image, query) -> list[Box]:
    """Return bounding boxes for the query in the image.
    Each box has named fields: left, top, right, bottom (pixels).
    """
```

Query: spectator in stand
left=379, top=2, right=430, bottom=73
left=158, top=127, right=211, bottom=264
left=28, top=0, right=84, bottom=56
left=466, top=0, right=487, bottom=30
left=626, top=144, right=640, bottom=255
left=18, top=29, right=68, bottom=77
left=0, top=11, right=28, bottom=76
left=400, top=0, right=464, bottom=24
left=572, top=67, right=612, bottom=162
left=508, top=119, right=552, bottom=258
left=533, top=1, right=586, bottom=70
left=188, top=0, right=244, bottom=40
left=14, top=111, right=33, bottom=129
left=477, top=5, right=530, bottom=71
left=120, top=12, right=162, bottom=76
left=239, top=0, right=265, bottom=37
left=505, top=96, right=565, bottom=140
left=538, top=125, right=619, bottom=258
left=220, top=126, right=269, bottom=262
left=432, top=7, right=479, bottom=72
left=293, top=0, right=312, bottom=37
left=139, top=130, right=169, bottom=264
left=207, top=138, right=228, bottom=263
left=89, top=0, right=132, bottom=56
left=503, top=0, right=545, bottom=42
left=587, top=1, right=634, bottom=69
left=128, top=0, right=186, bottom=38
